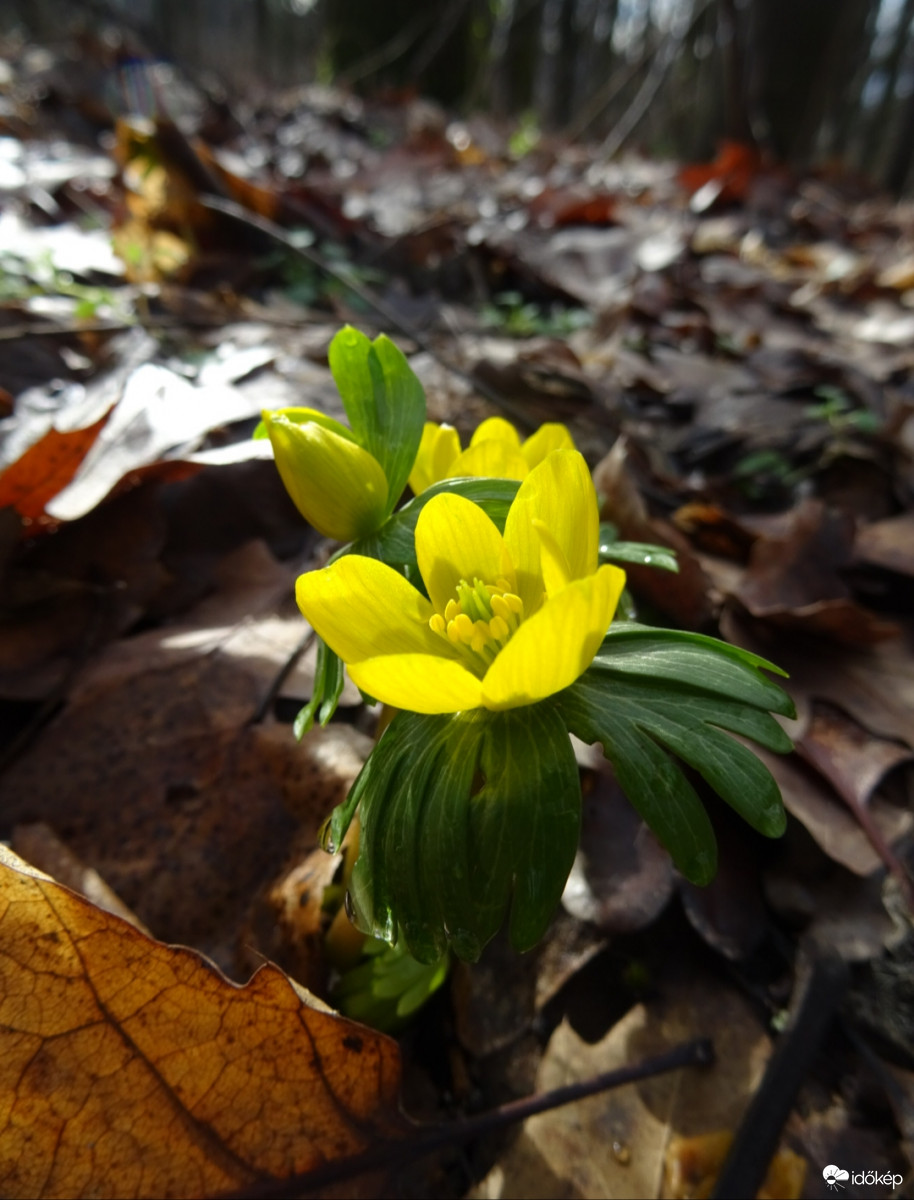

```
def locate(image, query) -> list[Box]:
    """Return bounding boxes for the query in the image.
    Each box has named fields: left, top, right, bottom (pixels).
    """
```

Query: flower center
left=429, top=576, right=524, bottom=675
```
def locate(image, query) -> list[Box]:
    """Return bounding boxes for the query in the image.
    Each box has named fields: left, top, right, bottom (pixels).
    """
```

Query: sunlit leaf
left=599, top=524, right=679, bottom=573
left=0, top=846, right=403, bottom=1200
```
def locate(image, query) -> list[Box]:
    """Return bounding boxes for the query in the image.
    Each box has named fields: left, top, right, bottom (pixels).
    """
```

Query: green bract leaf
left=328, top=326, right=426, bottom=517
left=557, top=623, right=794, bottom=886
left=294, top=637, right=345, bottom=739
left=333, top=936, right=449, bottom=1033
left=351, top=477, right=520, bottom=574
left=330, top=705, right=581, bottom=964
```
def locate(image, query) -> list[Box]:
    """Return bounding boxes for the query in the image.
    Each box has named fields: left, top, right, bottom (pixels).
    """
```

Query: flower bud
left=264, top=408, right=388, bottom=542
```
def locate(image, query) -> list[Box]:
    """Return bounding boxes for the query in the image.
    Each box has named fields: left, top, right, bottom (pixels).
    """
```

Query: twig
left=0, top=311, right=340, bottom=343
left=199, top=194, right=543, bottom=432
left=710, top=946, right=848, bottom=1199
left=336, top=6, right=439, bottom=87
left=249, top=628, right=316, bottom=726
left=219, top=1037, right=714, bottom=1199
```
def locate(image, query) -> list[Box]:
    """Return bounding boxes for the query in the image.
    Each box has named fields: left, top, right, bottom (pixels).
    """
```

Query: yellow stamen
left=489, top=614, right=509, bottom=643
left=428, top=575, right=526, bottom=675
left=453, top=612, right=475, bottom=643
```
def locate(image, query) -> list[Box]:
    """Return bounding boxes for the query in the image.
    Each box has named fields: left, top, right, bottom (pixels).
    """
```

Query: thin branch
left=336, top=7, right=440, bottom=88
left=218, top=1036, right=714, bottom=1199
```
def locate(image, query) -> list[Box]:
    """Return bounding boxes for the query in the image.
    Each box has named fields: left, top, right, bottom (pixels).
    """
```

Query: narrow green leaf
left=558, top=621, right=794, bottom=884
left=613, top=692, right=788, bottom=837
left=561, top=677, right=718, bottom=884
left=293, top=637, right=344, bottom=740
left=333, top=937, right=449, bottom=1033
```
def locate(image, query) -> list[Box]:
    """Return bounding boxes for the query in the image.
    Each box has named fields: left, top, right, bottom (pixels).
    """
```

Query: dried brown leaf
left=733, top=499, right=899, bottom=645
left=562, top=765, right=674, bottom=934
left=0, top=845, right=403, bottom=1199
left=0, top=414, right=109, bottom=526
left=1, top=542, right=368, bottom=970
left=593, top=439, right=713, bottom=628
left=854, top=511, right=914, bottom=577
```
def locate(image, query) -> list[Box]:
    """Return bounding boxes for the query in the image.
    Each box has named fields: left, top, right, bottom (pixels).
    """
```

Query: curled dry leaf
left=854, top=511, right=914, bottom=577
left=753, top=740, right=912, bottom=879
left=592, top=439, right=713, bottom=628
left=720, top=609, right=914, bottom=747
left=0, top=845, right=403, bottom=1200
left=733, top=499, right=899, bottom=645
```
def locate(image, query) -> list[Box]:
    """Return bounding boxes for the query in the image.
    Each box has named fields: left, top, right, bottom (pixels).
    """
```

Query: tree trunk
left=744, top=0, right=880, bottom=164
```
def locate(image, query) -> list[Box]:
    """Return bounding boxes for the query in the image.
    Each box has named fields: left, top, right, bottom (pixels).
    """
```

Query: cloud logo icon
left=823, top=1165, right=849, bottom=1189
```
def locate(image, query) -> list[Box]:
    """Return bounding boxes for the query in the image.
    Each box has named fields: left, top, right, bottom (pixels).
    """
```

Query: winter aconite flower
left=297, top=449, right=626, bottom=713
left=262, top=407, right=389, bottom=542
left=407, top=417, right=574, bottom=494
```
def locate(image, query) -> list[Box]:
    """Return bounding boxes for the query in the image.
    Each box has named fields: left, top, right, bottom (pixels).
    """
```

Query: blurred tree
left=743, top=0, right=878, bottom=163
left=8, top=0, right=914, bottom=192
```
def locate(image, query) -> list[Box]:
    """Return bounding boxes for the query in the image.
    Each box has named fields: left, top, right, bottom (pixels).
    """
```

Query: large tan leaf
left=0, top=846, right=403, bottom=1199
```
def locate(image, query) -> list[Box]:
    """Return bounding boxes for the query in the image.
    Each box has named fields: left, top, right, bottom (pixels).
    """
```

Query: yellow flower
left=262, top=407, right=389, bottom=542
left=297, top=450, right=626, bottom=714
left=408, top=417, right=575, bottom=494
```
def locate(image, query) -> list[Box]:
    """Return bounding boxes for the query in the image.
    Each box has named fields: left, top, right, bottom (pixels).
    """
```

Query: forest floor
left=1, top=24, right=913, bottom=1200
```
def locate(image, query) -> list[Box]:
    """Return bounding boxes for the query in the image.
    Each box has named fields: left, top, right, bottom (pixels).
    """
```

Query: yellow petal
left=446, top=440, right=529, bottom=483
left=481, top=564, right=626, bottom=709
left=416, top=493, right=515, bottom=614
left=521, top=422, right=575, bottom=468
left=470, top=417, right=522, bottom=451
left=296, top=556, right=442, bottom=663
left=503, top=449, right=598, bottom=612
left=532, top=517, right=572, bottom=597
left=408, top=422, right=461, bottom=494
left=267, top=418, right=388, bottom=542
left=349, top=654, right=483, bottom=714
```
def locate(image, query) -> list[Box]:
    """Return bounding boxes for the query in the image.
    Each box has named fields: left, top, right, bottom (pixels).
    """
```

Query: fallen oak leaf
left=0, top=845, right=404, bottom=1200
